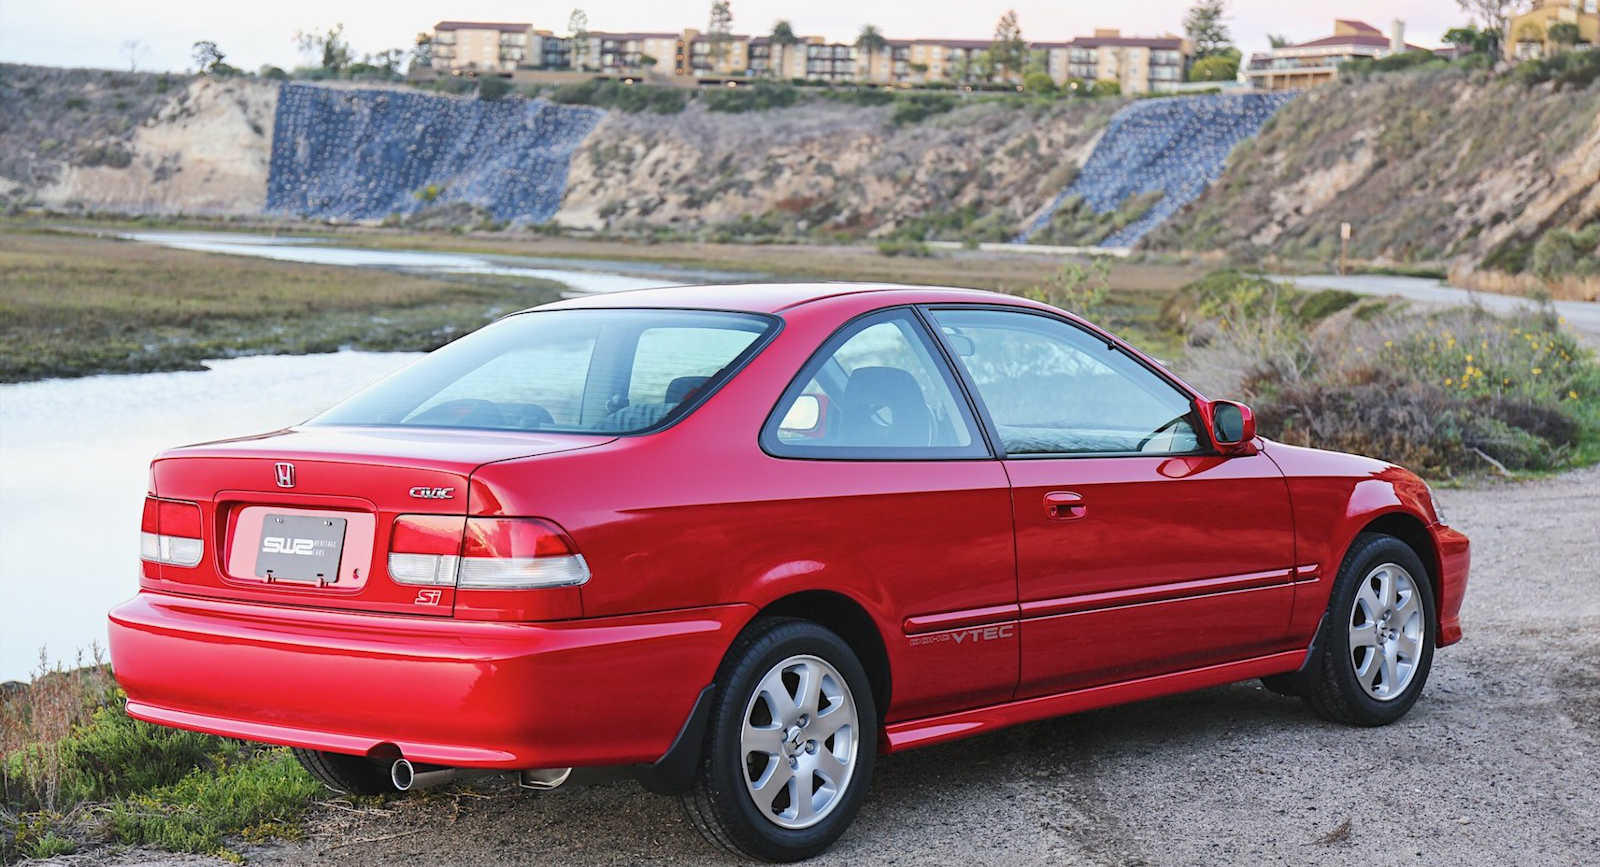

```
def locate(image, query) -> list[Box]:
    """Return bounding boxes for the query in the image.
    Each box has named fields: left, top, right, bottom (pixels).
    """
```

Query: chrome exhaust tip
left=518, top=767, right=573, bottom=791
left=390, top=758, right=415, bottom=791
left=390, top=758, right=459, bottom=792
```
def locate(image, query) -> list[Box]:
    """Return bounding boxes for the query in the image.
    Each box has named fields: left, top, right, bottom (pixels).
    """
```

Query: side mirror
left=778, top=394, right=827, bottom=438
left=1204, top=399, right=1257, bottom=455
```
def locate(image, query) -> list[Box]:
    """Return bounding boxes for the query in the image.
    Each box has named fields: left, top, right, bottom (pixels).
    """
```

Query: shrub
left=2, top=652, right=322, bottom=862
left=701, top=82, right=798, bottom=112
left=547, top=79, right=687, bottom=113
left=476, top=76, right=512, bottom=101
left=890, top=92, right=958, bottom=125
left=1515, top=48, right=1600, bottom=88
left=876, top=239, right=932, bottom=257
left=1089, top=80, right=1121, bottom=97
left=1022, top=71, right=1057, bottom=95
left=1024, top=259, right=1111, bottom=317
left=1530, top=222, right=1600, bottom=279
left=1169, top=271, right=1600, bottom=476
left=108, top=750, right=321, bottom=854
left=824, top=86, right=895, bottom=107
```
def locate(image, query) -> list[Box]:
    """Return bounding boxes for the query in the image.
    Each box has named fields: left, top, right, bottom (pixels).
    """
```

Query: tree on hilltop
left=708, top=1, right=734, bottom=66
left=991, top=10, right=1026, bottom=83
left=1184, top=0, right=1233, bottom=59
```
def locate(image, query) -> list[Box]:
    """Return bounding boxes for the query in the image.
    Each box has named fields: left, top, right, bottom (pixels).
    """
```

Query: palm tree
left=856, top=24, right=887, bottom=81
left=770, top=19, right=798, bottom=79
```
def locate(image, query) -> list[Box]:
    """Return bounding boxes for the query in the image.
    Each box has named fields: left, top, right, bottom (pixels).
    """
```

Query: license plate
left=255, top=513, right=347, bottom=583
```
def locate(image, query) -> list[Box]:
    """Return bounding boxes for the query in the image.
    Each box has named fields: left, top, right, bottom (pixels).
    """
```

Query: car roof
left=530, top=282, right=1026, bottom=315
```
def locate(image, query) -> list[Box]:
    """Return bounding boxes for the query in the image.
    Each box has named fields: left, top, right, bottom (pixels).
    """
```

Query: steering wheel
left=1136, top=414, right=1191, bottom=452
left=408, top=398, right=508, bottom=428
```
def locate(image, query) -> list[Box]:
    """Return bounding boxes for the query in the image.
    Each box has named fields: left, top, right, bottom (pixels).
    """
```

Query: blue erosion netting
left=1016, top=92, right=1297, bottom=247
left=266, top=83, right=604, bottom=223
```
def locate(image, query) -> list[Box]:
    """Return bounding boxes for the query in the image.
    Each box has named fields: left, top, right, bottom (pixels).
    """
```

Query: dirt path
left=1283, top=274, right=1600, bottom=345
left=107, top=465, right=1600, bottom=866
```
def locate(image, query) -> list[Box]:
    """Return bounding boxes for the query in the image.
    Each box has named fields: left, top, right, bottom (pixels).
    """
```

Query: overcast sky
left=1, top=1, right=1471, bottom=74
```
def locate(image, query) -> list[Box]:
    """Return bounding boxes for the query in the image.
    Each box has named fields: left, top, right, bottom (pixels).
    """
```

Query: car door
left=925, top=305, right=1296, bottom=698
left=758, top=308, right=1019, bottom=721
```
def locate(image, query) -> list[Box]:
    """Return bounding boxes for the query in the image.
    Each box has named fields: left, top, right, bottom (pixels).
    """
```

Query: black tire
left=1303, top=533, right=1437, bottom=726
left=292, top=748, right=394, bottom=795
left=682, top=618, right=878, bottom=862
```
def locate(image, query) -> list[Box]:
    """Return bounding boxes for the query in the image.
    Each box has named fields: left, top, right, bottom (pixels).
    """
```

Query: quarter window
left=928, top=308, right=1201, bottom=456
left=763, top=310, right=985, bottom=459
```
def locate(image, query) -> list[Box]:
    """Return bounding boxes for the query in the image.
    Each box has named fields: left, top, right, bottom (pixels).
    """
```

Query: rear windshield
left=311, top=309, right=776, bottom=434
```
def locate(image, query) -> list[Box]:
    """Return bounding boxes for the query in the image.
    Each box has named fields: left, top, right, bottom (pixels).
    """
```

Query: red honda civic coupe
left=110, top=282, right=1469, bottom=861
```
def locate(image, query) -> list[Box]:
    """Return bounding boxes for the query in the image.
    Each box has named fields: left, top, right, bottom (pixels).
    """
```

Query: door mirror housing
left=1202, top=399, right=1257, bottom=456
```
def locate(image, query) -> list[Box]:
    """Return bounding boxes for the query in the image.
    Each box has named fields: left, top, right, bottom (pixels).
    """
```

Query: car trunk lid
left=144, top=426, right=613, bottom=616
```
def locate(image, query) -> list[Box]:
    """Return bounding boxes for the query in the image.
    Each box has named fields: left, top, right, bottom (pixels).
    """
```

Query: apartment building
left=430, top=21, right=534, bottom=73
left=425, top=19, right=1187, bottom=90
left=1037, top=29, right=1187, bottom=93
left=1506, top=0, right=1600, bottom=61
left=1245, top=19, right=1421, bottom=90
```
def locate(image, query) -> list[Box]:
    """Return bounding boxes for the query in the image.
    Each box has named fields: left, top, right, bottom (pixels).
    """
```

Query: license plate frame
left=254, top=513, right=347, bottom=584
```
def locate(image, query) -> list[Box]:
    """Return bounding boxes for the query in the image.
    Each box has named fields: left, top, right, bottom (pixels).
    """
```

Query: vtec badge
left=409, top=486, right=455, bottom=500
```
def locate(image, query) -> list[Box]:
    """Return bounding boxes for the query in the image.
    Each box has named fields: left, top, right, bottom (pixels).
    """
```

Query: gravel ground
left=101, top=465, right=1600, bottom=867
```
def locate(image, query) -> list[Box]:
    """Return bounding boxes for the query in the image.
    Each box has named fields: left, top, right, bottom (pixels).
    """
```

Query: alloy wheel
left=739, top=654, right=859, bottom=830
left=1348, top=562, right=1425, bottom=701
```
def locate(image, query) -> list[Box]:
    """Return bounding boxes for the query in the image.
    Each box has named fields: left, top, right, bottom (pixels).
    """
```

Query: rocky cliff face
left=1143, top=68, right=1600, bottom=270
left=554, top=99, right=1122, bottom=239
left=0, top=65, right=276, bottom=214
left=265, top=84, right=601, bottom=223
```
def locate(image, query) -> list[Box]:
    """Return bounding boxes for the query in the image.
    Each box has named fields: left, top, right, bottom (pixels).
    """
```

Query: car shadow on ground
left=268, top=680, right=1330, bottom=866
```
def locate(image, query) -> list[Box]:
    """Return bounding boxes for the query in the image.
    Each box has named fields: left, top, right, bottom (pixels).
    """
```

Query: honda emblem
left=274, top=462, right=296, bottom=488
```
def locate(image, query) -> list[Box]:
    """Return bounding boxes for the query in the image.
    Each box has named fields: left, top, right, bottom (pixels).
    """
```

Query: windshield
left=311, top=309, right=776, bottom=434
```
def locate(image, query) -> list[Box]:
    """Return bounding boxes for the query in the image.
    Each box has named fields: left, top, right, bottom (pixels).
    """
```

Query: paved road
left=1280, top=274, right=1600, bottom=343
left=115, top=466, right=1590, bottom=867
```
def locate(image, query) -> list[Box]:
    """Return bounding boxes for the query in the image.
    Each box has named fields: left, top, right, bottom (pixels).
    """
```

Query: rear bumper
left=108, top=591, right=753, bottom=768
left=1432, top=524, right=1470, bottom=647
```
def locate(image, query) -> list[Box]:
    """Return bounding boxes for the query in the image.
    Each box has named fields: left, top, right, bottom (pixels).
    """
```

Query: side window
left=629, top=326, right=761, bottom=408
left=763, top=310, right=986, bottom=459
left=928, top=308, right=1202, bottom=456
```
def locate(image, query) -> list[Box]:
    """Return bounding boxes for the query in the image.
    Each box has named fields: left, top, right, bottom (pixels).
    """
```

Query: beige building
left=1507, top=0, right=1600, bottom=61
left=1037, top=29, right=1187, bottom=93
left=1246, top=19, right=1420, bottom=90
left=425, top=19, right=1187, bottom=90
left=430, top=21, right=533, bottom=74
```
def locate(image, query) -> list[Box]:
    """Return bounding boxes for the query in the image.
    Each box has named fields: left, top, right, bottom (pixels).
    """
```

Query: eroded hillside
left=0, top=65, right=276, bottom=214
left=1144, top=68, right=1600, bottom=275
left=555, top=99, right=1121, bottom=240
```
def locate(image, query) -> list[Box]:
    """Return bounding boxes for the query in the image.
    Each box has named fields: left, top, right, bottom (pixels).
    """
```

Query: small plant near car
left=1, top=650, right=323, bottom=862
left=1024, top=258, right=1112, bottom=318
left=1168, top=270, right=1600, bottom=476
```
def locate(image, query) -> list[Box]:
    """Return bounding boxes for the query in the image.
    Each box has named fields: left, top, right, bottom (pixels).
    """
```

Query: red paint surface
left=110, top=284, right=1470, bottom=769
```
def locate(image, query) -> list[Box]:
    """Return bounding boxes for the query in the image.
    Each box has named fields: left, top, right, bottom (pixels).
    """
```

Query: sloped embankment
left=1018, top=93, right=1295, bottom=247
left=553, top=98, right=1123, bottom=240
left=0, top=64, right=276, bottom=214
left=265, top=84, right=602, bottom=223
left=1143, top=68, right=1600, bottom=273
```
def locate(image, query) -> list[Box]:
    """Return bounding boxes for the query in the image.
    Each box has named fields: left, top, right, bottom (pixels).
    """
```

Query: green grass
left=0, top=226, right=565, bottom=381
left=108, top=750, right=322, bottom=855
left=2, top=661, right=323, bottom=863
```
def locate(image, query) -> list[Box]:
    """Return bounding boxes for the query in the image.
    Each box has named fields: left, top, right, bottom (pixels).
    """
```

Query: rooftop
left=538, top=282, right=1018, bottom=314
left=433, top=21, right=532, bottom=33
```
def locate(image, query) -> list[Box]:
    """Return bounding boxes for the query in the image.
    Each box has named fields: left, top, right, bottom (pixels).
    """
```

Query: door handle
left=1043, top=491, right=1086, bottom=521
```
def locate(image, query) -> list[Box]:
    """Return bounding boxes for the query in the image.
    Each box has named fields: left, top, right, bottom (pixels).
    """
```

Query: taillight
left=458, top=518, right=590, bottom=589
left=140, top=497, right=204, bottom=567
left=388, top=516, right=589, bottom=590
left=387, top=515, right=464, bottom=586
